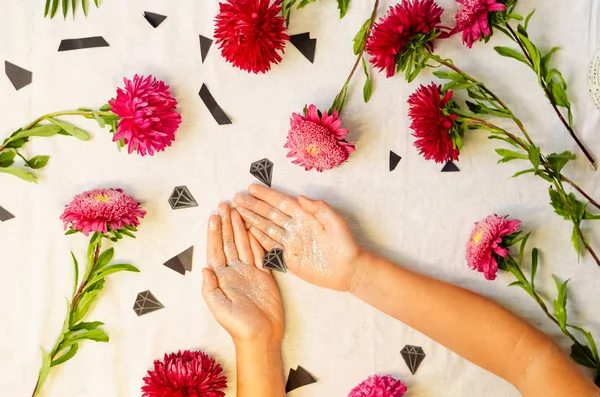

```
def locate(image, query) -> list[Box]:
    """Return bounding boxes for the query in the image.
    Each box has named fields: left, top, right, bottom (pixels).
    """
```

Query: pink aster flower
left=284, top=104, right=355, bottom=172
left=142, top=350, right=227, bottom=397
left=60, top=188, right=146, bottom=236
left=453, top=0, right=506, bottom=48
left=108, top=75, right=182, bottom=156
left=467, top=214, right=521, bottom=280
left=349, top=374, right=408, bottom=397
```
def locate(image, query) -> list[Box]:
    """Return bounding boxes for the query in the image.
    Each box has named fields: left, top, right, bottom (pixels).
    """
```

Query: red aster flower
left=284, top=105, right=355, bottom=172
left=214, top=0, right=289, bottom=74
left=454, top=0, right=506, bottom=48
left=142, top=350, right=227, bottom=397
left=366, top=0, right=448, bottom=78
left=408, top=83, right=461, bottom=163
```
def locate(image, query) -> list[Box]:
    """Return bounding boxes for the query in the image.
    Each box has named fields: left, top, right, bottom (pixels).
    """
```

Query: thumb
left=201, top=268, right=230, bottom=313
left=298, top=196, right=334, bottom=225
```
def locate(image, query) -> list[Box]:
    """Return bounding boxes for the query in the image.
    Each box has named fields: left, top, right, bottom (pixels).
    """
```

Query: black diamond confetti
left=164, top=246, right=194, bottom=275
left=441, top=161, right=460, bottom=172
left=5, top=61, right=32, bottom=91
left=286, top=366, right=317, bottom=393
left=400, top=345, right=426, bottom=375
left=199, top=35, right=213, bottom=63
left=250, top=158, right=274, bottom=187
left=169, top=186, right=198, bottom=210
left=289, top=33, right=317, bottom=63
left=389, top=150, right=402, bottom=171
left=262, top=248, right=286, bottom=273
left=58, top=36, right=110, bottom=52
left=133, top=290, right=164, bottom=316
left=0, top=206, right=15, bottom=222
left=143, top=11, right=167, bottom=28
left=199, top=84, right=232, bottom=125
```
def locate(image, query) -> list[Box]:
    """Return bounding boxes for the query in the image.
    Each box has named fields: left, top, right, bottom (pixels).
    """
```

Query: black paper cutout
left=143, top=12, right=167, bottom=28
left=0, top=206, right=15, bottom=222
left=289, top=33, right=317, bottom=63
left=133, top=290, right=164, bottom=316
left=199, top=35, right=213, bottom=63
left=262, top=248, right=286, bottom=273
left=286, top=366, right=317, bottom=393
left=389, top=151, right=402, bottom=171
left=169, top=186, right=198, bottom=210
left=164, top=246, right=194, bottom=275
left=199, top=84, right=232, bottom=125
left=58, top=36, right=110, bottom=52
left=441, top=161, right=460, bottom=172
left=400, top=345, right=426, bottom=375
left=250, top=158, right=274, bottom=187
left=5, top=62, right=32, bottom=91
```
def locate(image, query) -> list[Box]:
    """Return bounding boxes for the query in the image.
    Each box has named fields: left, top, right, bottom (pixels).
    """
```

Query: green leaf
left=9, top=125, right=62, bottom=141
left=51, top=343, right=78, bottom=367
left=353, top=18, right=371, bottom=55
left=569, top=325, right=600, bottom=362
left=518, top=232, right=531, bottom=266
left=99, top=104, right=111, bottom=112
left=524, top=9, right=536, bottom=30
left=4, top=137, right=29, bottom=149
left=93, top=0, right=98, bottom=6
left=336, top=0, right=350, bottom=18
left=70, top=321, right=104, bottom=332
left=0, top=167, right=37, bottom=183
left=91, top=247, right=114, bottom=274
left=548, top=80, right=570, bottom=108
left=119, top=228, right=136, bottom=238
left=0, top=150, right=16, bottom=167
left=71, top=289, right=102, bottom=324
left=511, top=168, right=535, bottom=178
left=546, top=151, right=576, bottom=174
left=552, top=275, right=570, bottom=330
left=33, top=348, right=52, bottom=397
left=572, top=226, right=583, bottom=256
left=433, top=70, right=462, bottom=81
left=508, top=281, right=524, bottom=288
left=58, top=329, right=109, bottom=351
left=44, top=0, right=52, bottom=17
left=92, top=111, right=106, bottom=128
left=495, top=148, right=529, bottom=163
left=361, top=57, right=372, bottom=103
left=531, top=248, right=538, bottom=288
left=71, top=0, right=76, bottom=18
left=27, top=155, right=50, bottom=169
left=82, top=0, right=88, bottom=16
left=527, top=146, right=541, bottom=170
left=570, top=343, right=598, bottom=368
left=71, top=252, right=79, bottom=298
left=517, top=32, right=541, bottom=72
left=541, top=47, right=560, bottom=77
left=329, top=83, right=348, bottom=114
left=494, top=46, right=529, bottom=65
left=65, top=229, right=79, bottom=236
left=47, top=118, right=90, bottom=141
left=297, top=0, right=317, bottom=8
left=62, top=0, right=68, bottom=18
left=51, top=0, right=60, bottom=18
left=83, top=264, right=140, bottom=293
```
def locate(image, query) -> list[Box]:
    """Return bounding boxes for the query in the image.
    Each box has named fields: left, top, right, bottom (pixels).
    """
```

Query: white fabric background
left=1, top=0, right=599, bottom=396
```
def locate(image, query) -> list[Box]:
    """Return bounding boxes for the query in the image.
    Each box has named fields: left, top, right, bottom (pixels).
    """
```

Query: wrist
left=349, top=248, right=373, bottom=295
left=234, top=338, right=282, bottom=355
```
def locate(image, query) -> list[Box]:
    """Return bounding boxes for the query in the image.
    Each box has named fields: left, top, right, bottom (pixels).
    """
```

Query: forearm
left=350, top=250, right=596, bottom=396
left=234, top=340, right=286, bottom=397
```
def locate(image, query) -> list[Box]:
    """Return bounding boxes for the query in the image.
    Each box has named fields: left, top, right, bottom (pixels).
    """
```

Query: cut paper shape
left=400, top=345, right=426, bottom=375
left=389, top=151, right=401, bottom=171
left=58, top=36, right=110, bottom=52
left=133, top=290, right=164, bottom=316
left=5, top=61, right=32, bottom=91
left=199, top=84, right=232, bottom=125
left=441, top=161, right=460, bottom=172
left=0, top=206, right=15, bottom=222
left=164, top=246, right=194, bottom=275
left=199, top=35, right=213, bottom=63
left=169, top=186, right=198, bottom=210
left=250, top=158, right=274, bottom=187
left=286, top=366, right=317, bottom=393
left=262, top=248, right=286, bottom=273
left=143, top=11, right=167, bottom=28
left=289, top=33, right=317, bottom=63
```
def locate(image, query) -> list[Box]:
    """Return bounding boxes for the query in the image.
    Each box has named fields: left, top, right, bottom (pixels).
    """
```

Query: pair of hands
left=201, top=184, right=363, bottom=346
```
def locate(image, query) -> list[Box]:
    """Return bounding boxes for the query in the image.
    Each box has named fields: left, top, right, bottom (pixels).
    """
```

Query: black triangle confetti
left=133, top=290, right=164, bottom=316
left=199, top=35, right=213, bottom=63
left=389, top=150, right=402, bottom=171
left=285, top=366, right=317, bottom=393
left=58, top=36, right=110, bottom=52
left=5, top=61, right=32, bottom=91
left=199, top=84, right=232, bottom=125
left=164, top=246, right=194, bottom=275
left=400, top=345, right=426, bottom=375
left=169, top=186, right=198, bottom=210
left=289, top=33, right=317, bottom=63
left=262, top=248, right=286, bottom=273
left=143, top=12, right=167, bottom=28
left=250, top=158, right=274, bottom=187
left=441, top=161, right=460, bottom=172
left=0, top=206, right=15, bottom=222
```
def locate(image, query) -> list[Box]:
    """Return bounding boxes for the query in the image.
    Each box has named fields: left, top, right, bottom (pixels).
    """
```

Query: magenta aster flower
left=348, top=374, right=408, bottom=397
left=142, top=350, right=227, bottom=397
left=453, top=0, right=506, bottom=48
left=284, top=104, right=355, bottom=172
left=60, top=188, right=146, bottom=236
left=467, top=214, right=521, bottom=280
left=108, top=75, right=182, bottom=156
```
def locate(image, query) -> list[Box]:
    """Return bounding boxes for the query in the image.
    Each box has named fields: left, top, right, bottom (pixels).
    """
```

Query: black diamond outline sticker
left=250, top=158, right=274, bottom=187
left=169, top=186, right=198, bottom=210
left=143, top=11, right=167, bottom=28
left=133, top=290, right=164, bottom=316
left=262, top=248, right=286, bottom=273
left=285, top=365, right=317, bottom=393
left=289, top=33, right=317, bottom=63
left=441, top=161, right=460, bottom=172
left=163, top=246, right=194, bottom=275
left=400, top=345, right=426, bottom=375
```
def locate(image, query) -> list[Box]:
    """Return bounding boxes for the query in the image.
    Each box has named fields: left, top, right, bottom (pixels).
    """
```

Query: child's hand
left=234, top=185, right=363, bottom=292
left=202, top=203, right=284, bottom=345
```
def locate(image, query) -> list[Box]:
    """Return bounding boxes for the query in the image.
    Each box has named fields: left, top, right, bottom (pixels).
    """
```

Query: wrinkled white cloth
left=1, top=0, right=599, bottom=396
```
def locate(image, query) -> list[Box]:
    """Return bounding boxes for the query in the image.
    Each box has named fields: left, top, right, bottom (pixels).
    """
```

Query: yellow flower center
left=472, top=232, right=482, bottom=244
left=95, top=194, right=110, bottom=202
left=305, top=144, right=320, bottom=157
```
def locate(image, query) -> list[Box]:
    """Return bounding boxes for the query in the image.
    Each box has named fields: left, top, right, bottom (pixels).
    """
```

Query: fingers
left=218, top=203, right=239, bottom=263
left=248, top=184, right=302, bottom=216
left=207, top=215, right=227, bottom=270
left=201, top=268, right=231, bottom=314
left=236, top=206, right=286, bottom=243
left=231, top=209, right=253, bottom=265
left=234, top=193, right=291, bottom=228
left=249, top=234, right=270, bottom=273
left=298, top=196, right=334, bottom=227
left=249, top=226, right=283, bottom=252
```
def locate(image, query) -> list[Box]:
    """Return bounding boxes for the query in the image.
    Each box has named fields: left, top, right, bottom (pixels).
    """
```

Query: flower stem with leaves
left=32, top=229, right=140, bottom=397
